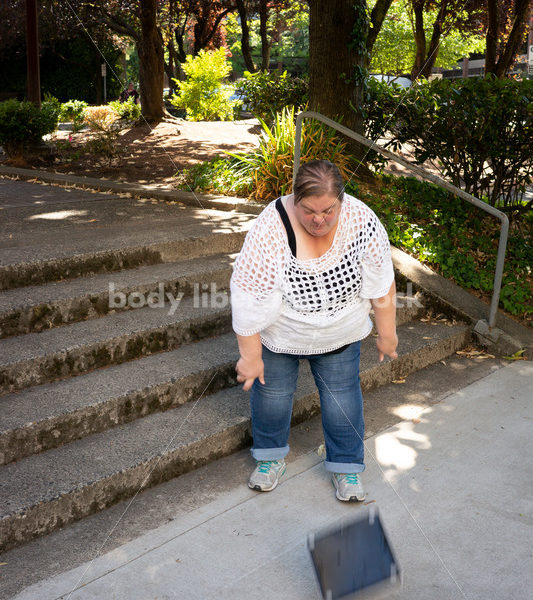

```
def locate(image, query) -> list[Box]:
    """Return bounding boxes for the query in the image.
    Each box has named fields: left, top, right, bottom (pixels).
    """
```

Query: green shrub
left=235, top=70, right=308, bottom=124
left=0, top=99, right=59, bottom=157
left=347, top=175, right=532, bottom=322
left=178, top=157, right=251, bottom=196
left=43, top=92, right=62, bottom=115
left=59, top=99, right=88, bottom=131
left=363, top=76, right=533, bottom=214
left=83, top=130, right=122, bottom=163
left=180, top=106, right=354, bottom=201
left=108, top=97, right=141, bottom=121
left=170, top=48, right=238, bottom=121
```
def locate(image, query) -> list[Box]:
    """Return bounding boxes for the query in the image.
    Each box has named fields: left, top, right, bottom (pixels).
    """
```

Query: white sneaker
left=332, top=472, right=366, bottom=502
left=248, top=459, right=286, bottom=492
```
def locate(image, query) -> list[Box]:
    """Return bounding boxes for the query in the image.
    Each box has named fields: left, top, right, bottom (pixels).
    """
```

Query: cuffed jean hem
left=251, top=445, right=290, bottom=461
left=324, top=461, right=365, bottom=474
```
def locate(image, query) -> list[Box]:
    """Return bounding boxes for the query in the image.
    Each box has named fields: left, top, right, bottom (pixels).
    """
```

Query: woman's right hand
left=236, top=356, right=265, bottom=391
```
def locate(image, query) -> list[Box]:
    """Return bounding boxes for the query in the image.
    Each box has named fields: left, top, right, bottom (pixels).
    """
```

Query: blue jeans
left=250, top=342, right=365, bottom=474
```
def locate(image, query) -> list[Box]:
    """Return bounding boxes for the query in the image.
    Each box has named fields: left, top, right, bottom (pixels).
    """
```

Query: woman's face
left=293, top=193, right=341, bottom=237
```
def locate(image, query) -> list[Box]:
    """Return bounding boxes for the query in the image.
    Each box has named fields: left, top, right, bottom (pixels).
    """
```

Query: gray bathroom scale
left=308, top=506, right=401, bottom=600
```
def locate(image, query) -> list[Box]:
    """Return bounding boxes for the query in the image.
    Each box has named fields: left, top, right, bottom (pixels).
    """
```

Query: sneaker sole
left=248, top=465, right=286, bottom=492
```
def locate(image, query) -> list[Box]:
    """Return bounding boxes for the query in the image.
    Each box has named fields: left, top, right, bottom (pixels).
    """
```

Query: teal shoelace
left=257, top=460, right=277, bottom=474
left=344, top=473, right=359, bottom=485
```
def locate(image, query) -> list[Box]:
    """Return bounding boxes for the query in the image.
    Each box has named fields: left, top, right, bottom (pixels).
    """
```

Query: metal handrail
left=293, top=110, right=509, bottom=330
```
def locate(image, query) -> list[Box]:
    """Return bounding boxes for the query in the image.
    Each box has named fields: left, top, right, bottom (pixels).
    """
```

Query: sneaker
left=332, top=472, right=366, bottom=502
left=248, top=459, right=286, bottom=492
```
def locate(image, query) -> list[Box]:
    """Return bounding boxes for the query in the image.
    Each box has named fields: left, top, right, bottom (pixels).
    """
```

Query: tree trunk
left=25, top=0, right=41, bottom=107
left=138, top=0, right=164, bottom=122
left=174, top=23, right=187, bottom=64
left=235, top=0, right=256, bottom=72
left=259, top=0, right=270, bottom=71
left=367, top=0, right=394, bottom=55
left=420, top=0, right=449, bottom=78
left=164, top=40, right=177, bottom=93
left=309, top=0, right=368, bottom=173
left=410, top=0, right=426, bottom=80
left=485, top=0, right=499, bottom=74
left=493, top=0, right=530, bottom=77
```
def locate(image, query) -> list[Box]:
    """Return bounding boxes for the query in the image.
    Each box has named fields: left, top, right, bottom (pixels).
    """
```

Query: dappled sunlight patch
left=28, top=209, right=89, bottom=221
left=375, top=422, right=431, bottom=476
left=391, top=403, right=427, bottom=422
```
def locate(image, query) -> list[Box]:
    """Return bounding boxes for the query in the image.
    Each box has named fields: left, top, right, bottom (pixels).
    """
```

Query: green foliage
left=170, top=49, right=238, bottom=121
left=235, top=70, right=308, bottom=124
left=346, top=175, right=532, bottom=322
left=225, top=6, right=309, bottom=77
left=0, top=99, right=59, bottom=157
left=363, top=76, right=533, bottom=213
left=59, top=99, right=89, bottom=132
left=43, top=92, right=62, bottom=115
left=178, top=157, right=252, bottom=197
left=367, top=0, right=485, bottom=76
left=108, top=97, right=141, bottom=121
left=180, top=106, right=355, bottom=202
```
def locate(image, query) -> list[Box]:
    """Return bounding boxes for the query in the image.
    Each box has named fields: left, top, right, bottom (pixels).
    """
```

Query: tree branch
left=494, top=0, right=530, bottom=77
left=96, top=7, right=139, bottom=41
left=367, top=0, right=394, bottom=54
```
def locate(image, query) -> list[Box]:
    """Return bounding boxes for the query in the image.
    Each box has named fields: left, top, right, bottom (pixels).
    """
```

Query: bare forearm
left=236, top=333, right=262, bottom=359
left=371, top=282, right=398, bottom=361
left=371, top=281, right=397, bottom=336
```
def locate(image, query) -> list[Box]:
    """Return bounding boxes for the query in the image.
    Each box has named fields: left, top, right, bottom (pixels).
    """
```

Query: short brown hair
left=293, top=160, right=344, bottom=204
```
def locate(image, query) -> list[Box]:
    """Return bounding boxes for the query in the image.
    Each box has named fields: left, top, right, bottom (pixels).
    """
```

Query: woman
left=230, top=160, right=398, bottom=502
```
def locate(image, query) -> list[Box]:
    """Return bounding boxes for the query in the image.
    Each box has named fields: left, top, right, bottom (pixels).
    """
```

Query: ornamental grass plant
left=226, top=106, right=354, bottom=201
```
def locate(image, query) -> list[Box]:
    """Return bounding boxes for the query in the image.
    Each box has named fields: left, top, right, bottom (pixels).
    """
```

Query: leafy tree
left=90, top=0, right=166, bottom=122
left=232, top=1, right=307, bottom=73
left=159, top=0, right=234, bottom=93
left=0, top=0, right=122, bottom=102
left=227, top=2, right=309, bottom=76
left=369, top=0, right=485, bottom=76
left=307, top=0, right=403, bottom=171
left=408, top=0, right=485, bottom=80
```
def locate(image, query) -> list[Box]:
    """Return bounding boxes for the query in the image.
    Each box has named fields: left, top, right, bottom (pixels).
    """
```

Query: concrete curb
left=0, top=165, right=264, bottom=215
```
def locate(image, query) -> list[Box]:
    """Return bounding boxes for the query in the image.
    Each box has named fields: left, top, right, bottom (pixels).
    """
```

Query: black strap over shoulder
left=275, top=197, right=297, bottom=256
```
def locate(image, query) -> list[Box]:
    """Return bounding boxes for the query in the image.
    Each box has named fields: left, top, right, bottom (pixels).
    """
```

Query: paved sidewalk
left=10, top=361, right=533, bottom=600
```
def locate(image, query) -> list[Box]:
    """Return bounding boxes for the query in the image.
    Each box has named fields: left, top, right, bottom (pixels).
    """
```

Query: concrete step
left=0, top=318, right=470, bottom=552
left=0, top=299, right=232, bottom=395
left=0, top=302, right=425, bottom=466
left=0, top=253, right=237, bottom=338
left=0, top=286, right=424, bottom=396
left=0, top=333, right=240, bottom=465
left=0, top=200, right=253, bottom=291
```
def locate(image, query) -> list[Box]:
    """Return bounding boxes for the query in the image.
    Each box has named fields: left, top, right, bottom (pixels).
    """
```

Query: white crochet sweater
left=230, top=193, right=395, bottom=354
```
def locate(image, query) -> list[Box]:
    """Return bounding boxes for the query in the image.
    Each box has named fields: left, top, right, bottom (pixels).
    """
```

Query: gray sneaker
left=332, top=472, right=366, bottom=502
left=248, top=459, right=286, bottom=492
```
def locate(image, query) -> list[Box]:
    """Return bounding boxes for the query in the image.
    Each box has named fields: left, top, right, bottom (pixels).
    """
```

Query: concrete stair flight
left=0, top=195, right=472, bottom=555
